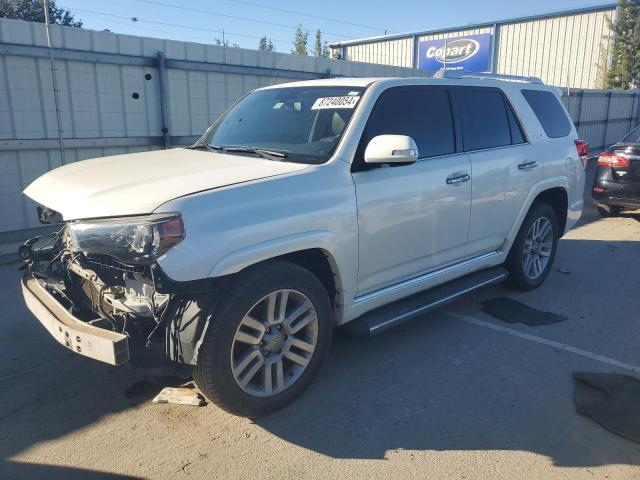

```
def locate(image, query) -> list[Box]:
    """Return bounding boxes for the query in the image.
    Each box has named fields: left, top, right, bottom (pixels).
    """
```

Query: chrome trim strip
left=354, top=251, right=502, bottom=304
left=369, top=272, right=507, bottom=333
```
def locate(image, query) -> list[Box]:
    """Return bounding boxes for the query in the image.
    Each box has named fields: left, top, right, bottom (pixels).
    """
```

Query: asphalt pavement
left=1, top=203, right=639, bottom=479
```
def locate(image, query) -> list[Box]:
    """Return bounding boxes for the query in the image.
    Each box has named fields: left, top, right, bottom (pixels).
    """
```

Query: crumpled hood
left=24, top=148, right=308, bottom=220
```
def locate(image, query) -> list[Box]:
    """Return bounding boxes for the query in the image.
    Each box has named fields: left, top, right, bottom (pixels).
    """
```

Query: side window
left=457, top=88, right=512, bottom=151
left=363, top=88, right=455, bottom=159
left=521, top=89, right=571, bottom=138
left=506, top=102, right=525, bottom=144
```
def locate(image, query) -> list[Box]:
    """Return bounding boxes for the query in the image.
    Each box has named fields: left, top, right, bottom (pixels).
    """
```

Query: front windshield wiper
left=188, top=143, right=222, bottom=152
left=222, top=146, right=288, bottom=161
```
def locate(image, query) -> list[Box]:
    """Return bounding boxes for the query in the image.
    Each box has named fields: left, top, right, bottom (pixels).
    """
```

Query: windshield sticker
left=311, top=96, right=360, bottom=110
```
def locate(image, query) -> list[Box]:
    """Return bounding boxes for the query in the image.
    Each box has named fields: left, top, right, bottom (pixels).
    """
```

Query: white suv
left=21, top=74, right=586, bottom=417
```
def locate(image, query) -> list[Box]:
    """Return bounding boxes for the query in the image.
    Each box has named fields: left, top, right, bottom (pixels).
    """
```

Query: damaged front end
left=21, top=212, right=225, bottom=370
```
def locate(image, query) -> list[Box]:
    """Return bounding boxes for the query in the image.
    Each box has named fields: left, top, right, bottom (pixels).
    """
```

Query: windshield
left=200, top=86, right=365, bottom=164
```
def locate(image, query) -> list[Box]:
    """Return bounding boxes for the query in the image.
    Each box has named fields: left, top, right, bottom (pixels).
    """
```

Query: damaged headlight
left=68, top=213, right=185, bottom=264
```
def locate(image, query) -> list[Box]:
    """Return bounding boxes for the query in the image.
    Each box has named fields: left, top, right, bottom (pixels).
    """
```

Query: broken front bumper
left=22, top=273, right=129, bottom=366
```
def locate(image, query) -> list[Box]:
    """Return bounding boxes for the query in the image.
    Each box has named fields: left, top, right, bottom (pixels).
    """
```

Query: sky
left=58, top=0, right=615, bottom=51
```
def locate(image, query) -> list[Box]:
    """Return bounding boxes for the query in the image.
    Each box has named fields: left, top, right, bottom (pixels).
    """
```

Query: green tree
left=292, top=24, right=308, bottom=55
left=258, top=36, right=275, bottom=52
left=0, top=0, right=82, bottom=26
left=214, top=38, right=239, bottom=48
left=312, top=30, right=330, bottom=58
left=322, top=41, right=330, bottom=58
left=314, top=29, right=322, bottom=57
left=605, top=0, right=640, bottom=89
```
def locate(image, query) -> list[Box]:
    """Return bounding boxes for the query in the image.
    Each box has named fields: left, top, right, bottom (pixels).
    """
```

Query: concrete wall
left=0, top=18, right=427, bottom=234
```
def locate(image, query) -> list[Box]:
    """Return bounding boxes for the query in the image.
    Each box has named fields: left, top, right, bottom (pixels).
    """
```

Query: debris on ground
left=125, top=375, right=184, bottom=399
left=482, top=297, right=568, bottom=326
left=573, top=372, right=640, bottom=444
left=557, top=268, right=571, bottom=275
left=152, top=387, right=205, bottom=406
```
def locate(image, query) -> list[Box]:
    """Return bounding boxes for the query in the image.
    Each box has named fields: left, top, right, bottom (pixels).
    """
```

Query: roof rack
left=433, top=70, right=544, bottom=84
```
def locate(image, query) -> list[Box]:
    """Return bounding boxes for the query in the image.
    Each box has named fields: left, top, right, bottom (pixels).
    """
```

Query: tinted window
left=457, top=89, right=511, bottom=151
left=506, top=102, right=525, bottom=144
left=522, top=89, right=571, bottom=138
left=364, top=88, right=455, bottom=159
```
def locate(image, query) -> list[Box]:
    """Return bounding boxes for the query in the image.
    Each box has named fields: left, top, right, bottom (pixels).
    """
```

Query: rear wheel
left=597, top=204, right=623, bottom=217
left=506, top=203, right=559, bottom=291
left=193, top=260, right=333, bottom=418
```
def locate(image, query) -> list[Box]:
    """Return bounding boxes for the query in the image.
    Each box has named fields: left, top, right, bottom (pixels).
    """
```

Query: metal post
left=489, top=24, right=498, bottom=73
left=631, top=90, right=640, bottom=130
left=573, top=89, right=585, bottom=139
left=156, top=51, right=170, bottom=149
left=412, top=34, right=419, bottom=69
left=601, top=91, right=613, bottom=152
left=43, top=0, right=65, bottom=164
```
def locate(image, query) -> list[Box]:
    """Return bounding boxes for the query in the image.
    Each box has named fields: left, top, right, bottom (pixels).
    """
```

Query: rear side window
left=363, top=88, right=455, bottom=159
left=457, top=89, right=512, bottom=151
left=506, top=102, right=525, bottom=144
left=522, top=89, right=571, bottom=138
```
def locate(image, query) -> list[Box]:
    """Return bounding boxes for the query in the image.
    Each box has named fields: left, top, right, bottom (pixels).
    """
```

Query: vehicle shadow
left=1, top=231, right=638, bottom=474
left=253, top=310, right=640, bottom=465
left=254, top=236, right=640, bottom=465
left=3, top=463, right=144, bottom=480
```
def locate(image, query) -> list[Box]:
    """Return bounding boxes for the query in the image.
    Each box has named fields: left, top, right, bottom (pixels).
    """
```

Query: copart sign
left=418, top=33, right=491, bottom=72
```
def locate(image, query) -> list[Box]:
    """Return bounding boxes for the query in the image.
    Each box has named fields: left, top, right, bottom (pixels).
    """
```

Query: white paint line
left=444, top=310, right=640, bottom=374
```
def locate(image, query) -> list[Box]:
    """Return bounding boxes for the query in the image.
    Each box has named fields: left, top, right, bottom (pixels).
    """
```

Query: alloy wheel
left=522, top=216, right=553, bottom=280
left=230, top=289, right=319, bottom=397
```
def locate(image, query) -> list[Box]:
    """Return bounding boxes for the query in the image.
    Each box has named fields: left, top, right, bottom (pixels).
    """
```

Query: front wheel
left=193, top=260, right=333, bottom=418
left=506, top=203, right=559, bottom=291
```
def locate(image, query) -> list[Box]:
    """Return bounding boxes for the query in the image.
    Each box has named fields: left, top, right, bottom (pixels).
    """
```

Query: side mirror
left=364, top=135, right=419, bottom=164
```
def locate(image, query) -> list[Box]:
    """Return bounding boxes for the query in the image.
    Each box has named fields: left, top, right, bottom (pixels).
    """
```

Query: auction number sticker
left=311, top=96, right=360, bottom=110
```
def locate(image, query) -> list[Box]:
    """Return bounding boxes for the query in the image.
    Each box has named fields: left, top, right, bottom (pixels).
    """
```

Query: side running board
left=343, top=267, right=508, bottom=337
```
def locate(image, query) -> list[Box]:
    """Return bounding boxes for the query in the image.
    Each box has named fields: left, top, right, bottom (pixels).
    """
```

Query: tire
left=193, top=260, right=333, bottom=418
left=506, top=203, right=559, bottom=291
left=597, top=204, right=623, bottom=217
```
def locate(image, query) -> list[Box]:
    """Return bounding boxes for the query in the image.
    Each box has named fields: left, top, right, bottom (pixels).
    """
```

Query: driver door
left=352, top=86, right=472, bottom=295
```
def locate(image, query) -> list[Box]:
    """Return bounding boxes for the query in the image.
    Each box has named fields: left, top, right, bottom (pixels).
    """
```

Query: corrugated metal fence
left=562, top=89, right=640, bottom=153
left=1, top=19, right=638, bottom=237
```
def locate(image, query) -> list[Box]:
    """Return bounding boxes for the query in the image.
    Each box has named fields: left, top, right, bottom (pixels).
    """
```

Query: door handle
left=446, top=173, right=471, bottom=185
left=518, top=161, right=538, bottom=170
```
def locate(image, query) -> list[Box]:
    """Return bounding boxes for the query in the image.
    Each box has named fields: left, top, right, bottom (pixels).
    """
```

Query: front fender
left=208, top=230, right=340, bottom=277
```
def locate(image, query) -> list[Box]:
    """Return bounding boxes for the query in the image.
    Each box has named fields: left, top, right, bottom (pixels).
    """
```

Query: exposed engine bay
left=22, top=224, right=224, bottom=367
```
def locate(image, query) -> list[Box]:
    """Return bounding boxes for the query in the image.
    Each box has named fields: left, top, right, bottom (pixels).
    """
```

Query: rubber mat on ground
left=573, top=372, right=640, bottom=443
left=482, top=297, right=568, bottom=326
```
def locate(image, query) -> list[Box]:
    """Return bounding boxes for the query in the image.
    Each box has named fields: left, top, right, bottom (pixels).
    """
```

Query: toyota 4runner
left=20, top=73, right=586, bottom=417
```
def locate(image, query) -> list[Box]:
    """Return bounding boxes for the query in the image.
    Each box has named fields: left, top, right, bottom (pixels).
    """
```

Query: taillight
left=574, top=140, right=589, bottom=168
left=597, top=152, right=629, bottom=168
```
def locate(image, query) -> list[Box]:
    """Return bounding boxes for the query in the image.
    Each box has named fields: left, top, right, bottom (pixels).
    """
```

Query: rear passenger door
left=352, top=86, right=472, bottom=295
left=453, top=87, right=540, bottom=257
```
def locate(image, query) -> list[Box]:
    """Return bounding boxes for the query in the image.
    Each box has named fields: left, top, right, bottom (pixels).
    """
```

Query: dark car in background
left=592, top=125, right=640, bottom=216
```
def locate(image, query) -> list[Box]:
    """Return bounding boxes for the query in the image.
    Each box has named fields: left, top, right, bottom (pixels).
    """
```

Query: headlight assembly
left=68, top=213, right=184, bottom=264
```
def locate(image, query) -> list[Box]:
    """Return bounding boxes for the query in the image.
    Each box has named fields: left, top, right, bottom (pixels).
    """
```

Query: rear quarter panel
left=504, top=85, right=583, bottom=233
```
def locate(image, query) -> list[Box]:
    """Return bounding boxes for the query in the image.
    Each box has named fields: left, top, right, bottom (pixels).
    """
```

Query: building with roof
left=329, top=4, right=617, bottom=88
